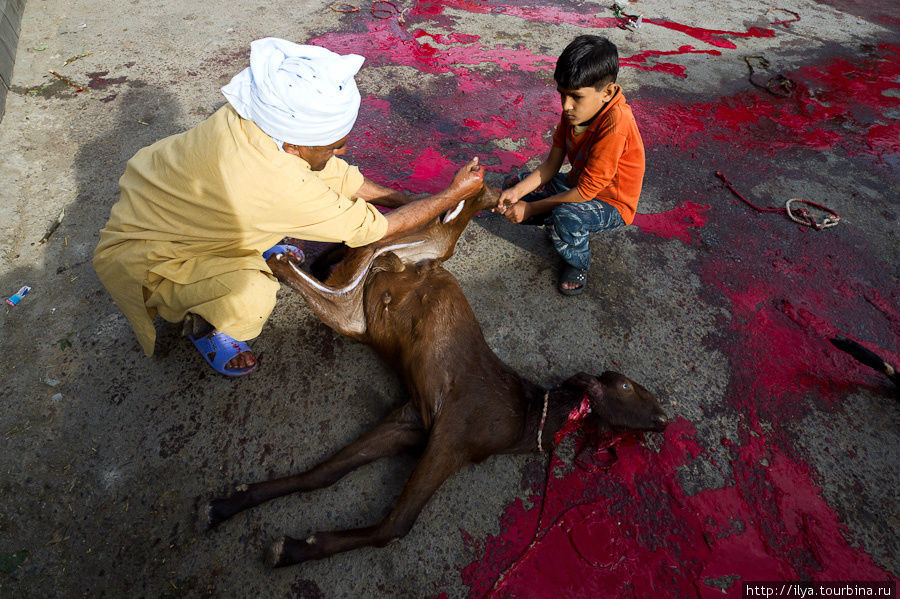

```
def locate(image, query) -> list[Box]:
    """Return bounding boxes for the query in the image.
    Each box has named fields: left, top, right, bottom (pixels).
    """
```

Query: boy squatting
left=496, top=35, right=646, bottom=296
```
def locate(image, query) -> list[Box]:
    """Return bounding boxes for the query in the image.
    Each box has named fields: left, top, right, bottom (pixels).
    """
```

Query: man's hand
left=381, top=157, right=484, bottom=239
left=448, top=157, right=484, bottom=200
left=503, top=201, right=531, bottom=224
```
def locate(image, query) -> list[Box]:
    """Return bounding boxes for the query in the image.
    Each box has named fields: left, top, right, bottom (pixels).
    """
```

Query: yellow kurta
left=93, top=104, right=388, bottom=356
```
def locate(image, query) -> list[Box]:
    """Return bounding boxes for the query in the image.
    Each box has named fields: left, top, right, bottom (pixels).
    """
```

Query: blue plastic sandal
left=262, top=244, right=303, bottom=262
left=188, top=330, right=258, bottom=377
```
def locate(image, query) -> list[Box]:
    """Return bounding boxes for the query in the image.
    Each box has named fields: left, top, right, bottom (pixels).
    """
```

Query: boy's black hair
left=554, top=35, right=618, bottom=90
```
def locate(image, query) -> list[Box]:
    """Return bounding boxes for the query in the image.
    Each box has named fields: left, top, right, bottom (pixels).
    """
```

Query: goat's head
left=563, top=371, right=668, bottom=433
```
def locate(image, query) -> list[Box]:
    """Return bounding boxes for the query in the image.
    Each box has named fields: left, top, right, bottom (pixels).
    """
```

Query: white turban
left=221, top=38, right=365, bottom=147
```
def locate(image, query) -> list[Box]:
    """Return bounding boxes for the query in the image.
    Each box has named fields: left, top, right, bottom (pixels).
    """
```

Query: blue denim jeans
left=509, top=171, right=626, bottom=271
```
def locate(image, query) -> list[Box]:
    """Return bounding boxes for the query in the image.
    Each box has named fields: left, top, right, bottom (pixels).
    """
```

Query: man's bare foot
left=189, top=330, right=258, bottom=376
left=226, top=351, right=256, bottom=370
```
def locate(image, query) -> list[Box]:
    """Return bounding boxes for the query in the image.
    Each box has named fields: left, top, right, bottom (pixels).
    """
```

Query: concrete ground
left=1, top=0, right=897, bottom=597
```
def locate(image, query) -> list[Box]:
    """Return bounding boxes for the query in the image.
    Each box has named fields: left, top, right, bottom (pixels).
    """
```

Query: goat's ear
left=563, top=372, right=599, bottom=390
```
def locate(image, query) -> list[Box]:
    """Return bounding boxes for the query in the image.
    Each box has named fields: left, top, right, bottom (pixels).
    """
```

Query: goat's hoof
left=266, top=537, right=306, bottom=568
left=205, top=497, right=235, bottom=530
left=205, top=501, right=223, bottom=529
left=197, top=502, right=215, bottom=532
left=205, top=485, right=253, bottom=530
left=267, top=535, right=319, bottom=568
left=267, top=537, right=285, bottom=567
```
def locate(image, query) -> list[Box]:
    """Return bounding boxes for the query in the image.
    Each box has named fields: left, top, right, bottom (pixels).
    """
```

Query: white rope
left=536, top=391, right=550, bottom=452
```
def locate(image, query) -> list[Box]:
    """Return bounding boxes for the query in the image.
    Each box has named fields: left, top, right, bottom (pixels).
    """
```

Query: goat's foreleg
left=268, top=441, right=467, bottom=567
left=204, top=402, right=425, bottom=529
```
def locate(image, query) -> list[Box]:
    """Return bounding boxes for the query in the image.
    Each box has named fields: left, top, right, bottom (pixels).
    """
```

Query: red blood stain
left=417, top=0, right=622, bottom=27
left=314, top=20, right=559, bottom=189
left=645, top=19, right=774, bottom=49
left=418, top=1, right=774, bottom=49
left=633, top=201, right=711, bottom=243
left=621, top=46, right=722, bottom=78
left=86, top=71, right=127, bottom=90
left=413, top=29, right=480, bottom=45
left=407, top=147, right=460, bottom=192
left=319, top=4, right=771, bottom=80
left=636, top=44, right=900, bottom=158
left=315, top=20, right=556, bottom=76
left=462, top=116, right=519, bottom=140
left=361, top=95, right=392, bottom=114
left=464, top=417, right=894, bottom=598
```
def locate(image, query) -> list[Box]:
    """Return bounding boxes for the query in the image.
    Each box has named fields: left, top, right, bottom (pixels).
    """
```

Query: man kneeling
left=93, top=38, right=482, bottom=376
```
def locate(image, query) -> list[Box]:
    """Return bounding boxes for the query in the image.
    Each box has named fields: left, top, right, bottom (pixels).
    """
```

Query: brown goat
left=204, top=182, right=668, bottom=567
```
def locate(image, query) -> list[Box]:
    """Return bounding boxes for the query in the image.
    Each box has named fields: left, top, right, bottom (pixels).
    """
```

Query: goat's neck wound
left=552, top=396, right=592, bottom=447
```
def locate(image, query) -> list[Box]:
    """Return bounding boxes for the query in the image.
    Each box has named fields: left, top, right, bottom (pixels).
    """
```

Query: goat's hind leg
left=269, top=439, right=467, bottom=567
left=204, top=402, right=425, bottom=529
left=266, top=252, right=371, bottom=340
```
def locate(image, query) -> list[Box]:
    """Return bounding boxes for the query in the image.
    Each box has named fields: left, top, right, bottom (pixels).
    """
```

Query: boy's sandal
left=188, top=330, right=258, bottom=377
left=262, top=244, right=304, bottom=262
left=558, top=265, right=588, bottom=296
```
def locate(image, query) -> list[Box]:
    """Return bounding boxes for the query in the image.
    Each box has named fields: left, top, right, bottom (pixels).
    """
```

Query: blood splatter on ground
left=637, top=43, right=900, bottom=158
left=312, top=2, right=898, bottom=596
left=633, top=202, right=710, bottom=244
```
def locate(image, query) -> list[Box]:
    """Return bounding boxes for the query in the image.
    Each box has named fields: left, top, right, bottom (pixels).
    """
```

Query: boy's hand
left=503, top=201, right=531, bottom=224
left=495, top=187, right=521, bottom=214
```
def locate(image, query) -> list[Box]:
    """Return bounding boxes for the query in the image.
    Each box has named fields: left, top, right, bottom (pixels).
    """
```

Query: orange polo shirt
left=551, top=87, right=645, bottom=224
